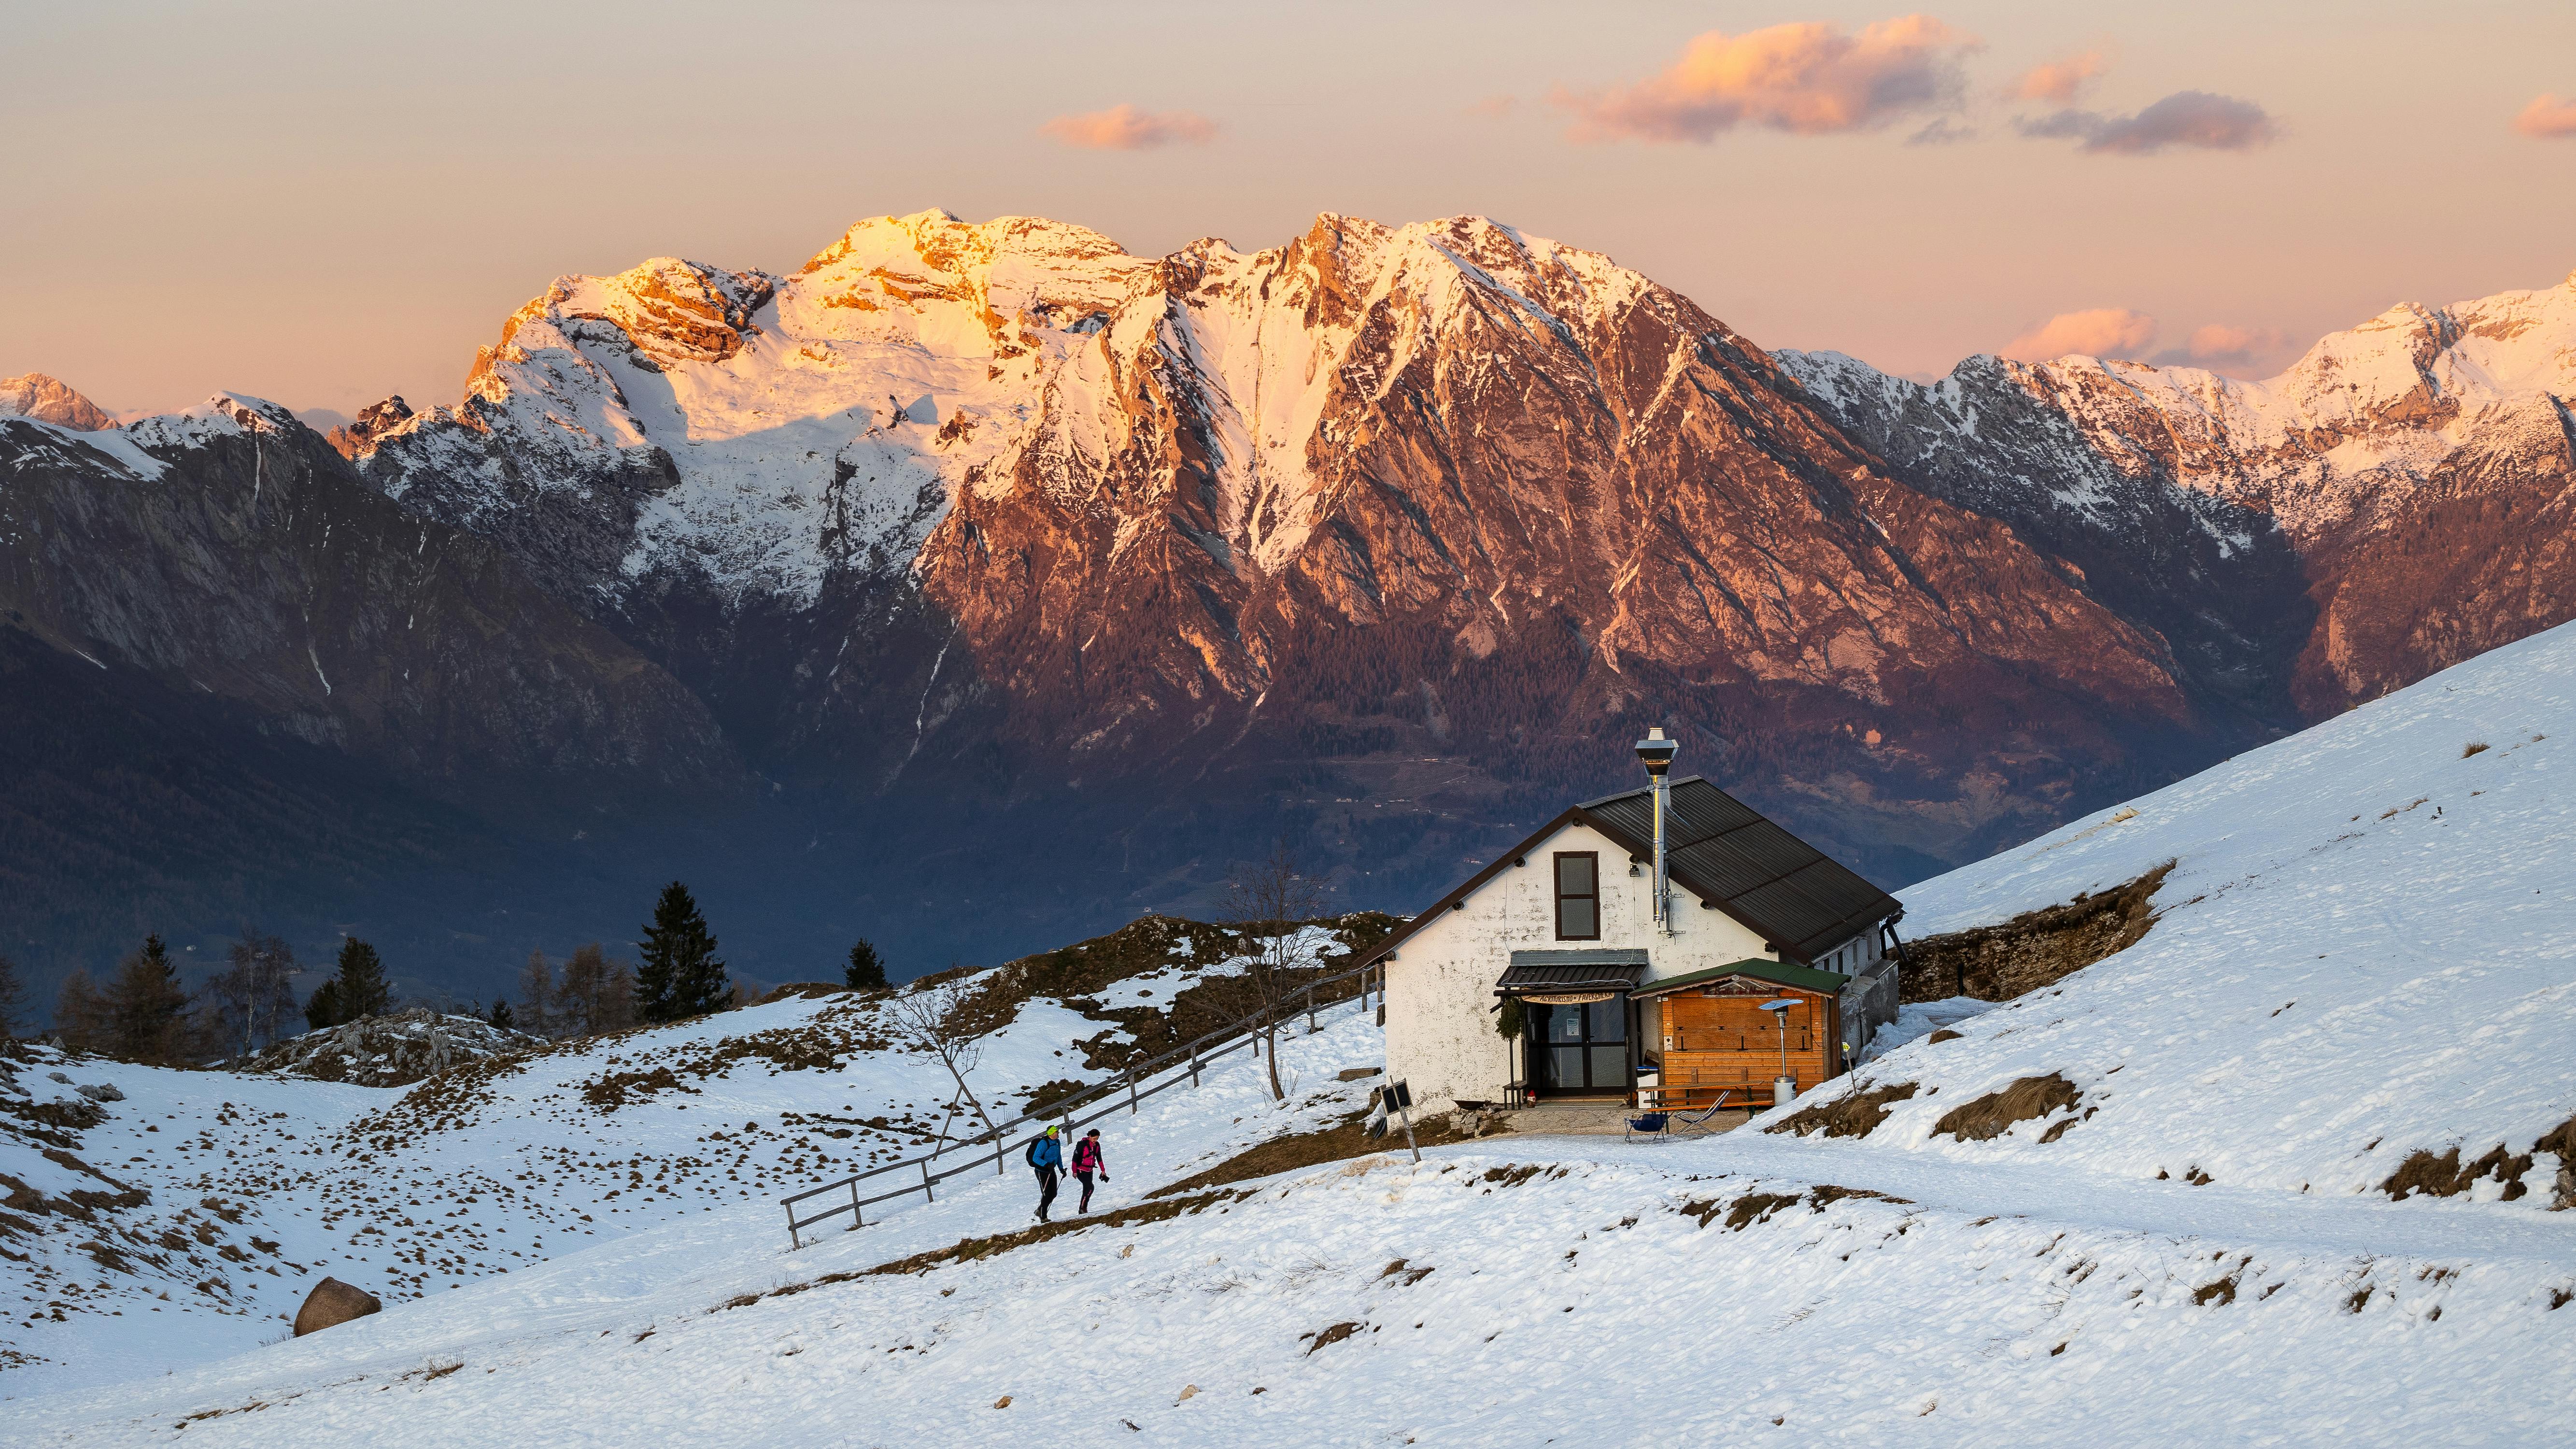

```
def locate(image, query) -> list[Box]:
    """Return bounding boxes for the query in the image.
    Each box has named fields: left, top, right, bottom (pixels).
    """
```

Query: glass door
left=1533, top=997, right=1629, bottom=1095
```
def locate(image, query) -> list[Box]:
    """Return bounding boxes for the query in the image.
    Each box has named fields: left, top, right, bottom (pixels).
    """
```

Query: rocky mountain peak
left=0, top=372, right=114, bottom=431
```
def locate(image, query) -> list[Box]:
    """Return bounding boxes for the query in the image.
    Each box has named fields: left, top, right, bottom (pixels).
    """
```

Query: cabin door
left=1531, top=996, right=1629, bottom=1096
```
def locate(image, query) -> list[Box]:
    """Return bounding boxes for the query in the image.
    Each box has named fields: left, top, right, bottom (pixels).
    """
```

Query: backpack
left=1024, top=1137, right=1043, bottom=1167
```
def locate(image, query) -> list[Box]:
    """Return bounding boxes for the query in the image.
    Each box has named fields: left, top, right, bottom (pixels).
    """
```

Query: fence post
left=1127, top=1067, right=1139, bottom=1114
left=785, top=1201, right=801, bottom=1251
left=1190, top=1045, right=1200, bottom=1088
left=921, top=1159, right=935, bottom=1203
left=994, top=1131, right=1008, bottom=1176
left=849, top=1179, right=862, bottom=1230
left=1305, top=984, right=1316, bottom=1034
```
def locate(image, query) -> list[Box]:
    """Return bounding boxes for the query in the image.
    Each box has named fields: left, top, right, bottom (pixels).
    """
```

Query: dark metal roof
left=1630, top=958, right=1852, bottom=1000
left=1359, top=775, right=1901, bottom=972
left=1496, top=952, right=1649, bottom=994
left=1581, top=777, right=1901, bottom=963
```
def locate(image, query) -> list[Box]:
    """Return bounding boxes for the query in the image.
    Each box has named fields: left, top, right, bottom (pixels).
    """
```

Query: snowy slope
left=1863, top=614, right=2576, bottom=1201
left=12, top=628, right=2576, bottom=1444
left=0, top=929, right=1370, bottom=1397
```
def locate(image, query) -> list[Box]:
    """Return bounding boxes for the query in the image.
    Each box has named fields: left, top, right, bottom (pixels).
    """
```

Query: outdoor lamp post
left=1759, top=998, right=1798, bottom=1108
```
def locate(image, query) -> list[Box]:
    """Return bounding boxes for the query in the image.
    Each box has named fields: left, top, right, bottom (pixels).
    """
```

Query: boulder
left=76, top=1082, right=125, bottom=1102
left=293, top=1277, right=382, bottom=1336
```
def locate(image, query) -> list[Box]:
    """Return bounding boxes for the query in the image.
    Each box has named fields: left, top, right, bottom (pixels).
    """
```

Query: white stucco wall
left=1381, top=821, right=1778, bottom=1111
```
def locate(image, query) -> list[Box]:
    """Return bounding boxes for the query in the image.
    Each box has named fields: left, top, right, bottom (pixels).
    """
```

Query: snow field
left=1857, top=620, right=2576, bottom=1201
left=15, top=1120, right=2571, bottom=1447
left=1, top=937, right=1378, bottom=1399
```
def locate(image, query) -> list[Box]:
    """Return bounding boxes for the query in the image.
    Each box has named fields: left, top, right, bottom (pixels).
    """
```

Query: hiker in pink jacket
left=1071, top=1128, right=1108, bottom=1214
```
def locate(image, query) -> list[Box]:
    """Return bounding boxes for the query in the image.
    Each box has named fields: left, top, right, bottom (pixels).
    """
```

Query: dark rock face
left=292, top=1276, right=381, bottom=1336
left=0, top=401, right=750, bottom=1003
left=0, top=402, right=738, bottom=792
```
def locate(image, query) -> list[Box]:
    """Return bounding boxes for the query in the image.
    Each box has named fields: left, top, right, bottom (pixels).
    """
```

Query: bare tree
left=551, top=943, right=636, bottom=1039
left=883, top=978, right=999, bottom=1155
left=517, top=949, right=557, bottom=1039
left=1222, top=843, right=1330, bottom=1102
left=205, top=928, right=297, bottom=1056
left=53, top=968, right=110, bottom=1051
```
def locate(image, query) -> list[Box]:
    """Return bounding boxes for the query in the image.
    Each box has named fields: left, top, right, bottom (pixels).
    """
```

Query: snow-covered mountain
left=11, top=215, right=2576, bottom=1000
left=1780, top=270, right=2576, bottom=716
left=341, top=211, right=2247, bottom=885
left=12, top=621, right=2575, bottom=1443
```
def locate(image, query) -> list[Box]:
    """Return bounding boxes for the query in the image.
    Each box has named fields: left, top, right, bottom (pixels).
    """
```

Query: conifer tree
left=636, top=881, right=729, bottom=1023
left=307, top=937, right=389, bottom=1030
left=109, top=935, right=190, bottom=1063
left=845, top=938, right=889, bottom=992
left=0, top=952, right=28, bottom=1038
left=489, top=998, right=515, bottom=1030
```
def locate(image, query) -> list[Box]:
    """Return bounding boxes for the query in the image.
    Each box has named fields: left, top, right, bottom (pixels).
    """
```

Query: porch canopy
left=1496, top=948, right=1650, bottom=1003
left=1629, top=957, right=1850, bottom=1000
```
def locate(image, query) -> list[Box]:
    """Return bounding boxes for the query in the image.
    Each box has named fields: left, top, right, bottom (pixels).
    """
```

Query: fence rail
left=779, top=955, right=1385, bottom=1248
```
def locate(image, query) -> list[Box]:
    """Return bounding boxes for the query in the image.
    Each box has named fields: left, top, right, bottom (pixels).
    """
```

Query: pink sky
left=5, top=1, right=2573, bottom=420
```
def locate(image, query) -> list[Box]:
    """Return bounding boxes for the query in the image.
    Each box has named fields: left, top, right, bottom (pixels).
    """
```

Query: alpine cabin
left=1358, top=730, right=1904, bottom=1114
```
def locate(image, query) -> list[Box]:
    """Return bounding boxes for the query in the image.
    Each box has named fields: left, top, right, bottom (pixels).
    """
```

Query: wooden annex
left=1633, top=960, right=1854, bottom=1109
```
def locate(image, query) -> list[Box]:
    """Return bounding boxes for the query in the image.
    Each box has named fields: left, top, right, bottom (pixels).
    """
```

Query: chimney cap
left=1634, top=724, right=1678, bottom=774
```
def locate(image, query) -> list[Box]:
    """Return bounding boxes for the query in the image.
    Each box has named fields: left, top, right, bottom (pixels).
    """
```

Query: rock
left=1336, top=1066, right=1381, bottom=1081
left=75, top=1082, right=125, bottom=1102
left=1447, top=1108, right=1507, bottom=1139
left=1175, top=1384, right=1199, bottom=1404
left=292, top=1277, right=382, bottom=1336
left=48, top=1072, right=71, bottom=1084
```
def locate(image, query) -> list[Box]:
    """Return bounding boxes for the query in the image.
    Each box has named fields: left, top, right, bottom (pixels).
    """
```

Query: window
left=1553, top=852, right=1599, bottom=939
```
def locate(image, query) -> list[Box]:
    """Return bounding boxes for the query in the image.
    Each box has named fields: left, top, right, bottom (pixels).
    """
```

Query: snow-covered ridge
left=1778, top=268, right=2576, bottom=541
left=340, top=210, right=1686, bottom=609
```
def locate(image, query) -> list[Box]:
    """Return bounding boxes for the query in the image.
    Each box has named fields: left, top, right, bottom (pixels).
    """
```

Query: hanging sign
left=1521, top=991, right=1615, bottom=1006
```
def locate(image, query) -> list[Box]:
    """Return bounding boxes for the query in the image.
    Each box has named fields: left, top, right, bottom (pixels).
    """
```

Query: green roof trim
left=1630, top=958, right=1851, bottom=1000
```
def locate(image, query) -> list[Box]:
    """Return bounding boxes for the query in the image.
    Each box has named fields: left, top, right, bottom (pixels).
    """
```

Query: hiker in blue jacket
left=1026, top=1124, right=1064, bottom=1222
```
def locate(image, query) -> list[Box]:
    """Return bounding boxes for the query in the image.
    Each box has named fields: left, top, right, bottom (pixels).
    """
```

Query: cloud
left=2002, top=308, right=2158, bottom=362
left=2020, top=89, right=2278, bottom=154
left=2151, top=324, right=2291, bottom=374
left=1040, top=105, right=1217, bottom=151
left=2012, top=50, right=2108, bottom=103
left=1908, top=116, right=1976, bottom=145
left=2513, top=94, right=2576, bottom=139
left=294, top=407, right=354, bottom=430
left=1551, top=14, right=1979, bottom=142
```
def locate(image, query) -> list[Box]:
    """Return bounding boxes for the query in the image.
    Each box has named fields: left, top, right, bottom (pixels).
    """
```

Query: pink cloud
left=2152, top=323, right=2292, bottom=374
left=2012, top=50, right=2109, bottom=103
left=2002, top=308, right=2158, bottom=362
left=2513, top=94, right=2576, bottom=139
left=1552, top=14, right=1979, bottom=142
left=2020, top=90, right=2278, bottom=155
left=1040, top=105, right=1217, bottom=151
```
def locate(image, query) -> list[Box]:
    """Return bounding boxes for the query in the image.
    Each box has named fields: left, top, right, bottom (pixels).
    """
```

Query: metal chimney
left=1634, top=726, right=1678, bottom=932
